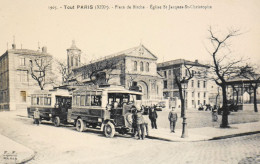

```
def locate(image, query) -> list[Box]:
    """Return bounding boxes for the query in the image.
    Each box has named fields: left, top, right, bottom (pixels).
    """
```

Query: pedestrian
left=212, top=105, right=218, bottom=122
left=34, top=108, right=40, bottom=126
left=136, top=108, right=145, bottom=140
left=168, top=107, right=178, bottom=133
left=141, top=106, right=149, bottom=137
left=131, top=105, right=138, bottom=137
left=149, top=106, right=158, bottom=129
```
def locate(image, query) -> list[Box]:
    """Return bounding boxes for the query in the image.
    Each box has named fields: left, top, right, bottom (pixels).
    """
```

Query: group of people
left=129, top=105, right=178, bottom=140
left=130, top=105, right=158, bottom=140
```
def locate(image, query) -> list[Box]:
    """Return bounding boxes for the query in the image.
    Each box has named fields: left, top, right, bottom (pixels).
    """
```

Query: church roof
left=91, top=44, right=157, bottom=63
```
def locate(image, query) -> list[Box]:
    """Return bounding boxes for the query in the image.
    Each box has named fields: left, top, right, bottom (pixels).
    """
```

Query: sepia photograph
left=0, top=0, right=260, bottom=163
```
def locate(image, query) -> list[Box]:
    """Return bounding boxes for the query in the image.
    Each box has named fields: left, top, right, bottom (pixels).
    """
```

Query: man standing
left=34, top=108, right=40, bottom=126
left=168, top=107, right=178, bottom=133
left=149, top=106, right=158, bottom=129
left=136, top=109, right=145, bottom=140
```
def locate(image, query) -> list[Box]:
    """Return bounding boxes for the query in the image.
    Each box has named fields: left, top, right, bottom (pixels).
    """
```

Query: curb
left=209, top=131, right=260, bottom=140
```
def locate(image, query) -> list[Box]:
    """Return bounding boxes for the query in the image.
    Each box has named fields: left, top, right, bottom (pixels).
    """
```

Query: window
left=19, top=71, right=28, bottom=82
left=20, top=58, right=25, bottom=66
left=76, top=96, right=80, bottom=106
left=71, top=56, right=74, bottom=66
left=185, top=69, right=188, bottom=76
left=85, top=95, right=91, bottom=106
left=163, top=80, right=167, bottom=89
left=168, top=70, right=171, bottom=75
left=146, top=62, right=149, bottom=72
left=198, top=92, right=200, bottom=98
left=80, top=95, right=85, bottom=106
left=203, top=81, right=206, bottom=88
left=20, top=91, right=26, bottom=102
left=192, top=70, right=195, bottom=76
left=192, top=92, right=194, bottom=97
left=198, top=100, right=200, bottom=105
left=204, top=92, right=206, bottom=98
left=75, top=57, right=78, bottom=67
left=197, top=80, right=200, bottom=88
left=91, top=95, right=102, bottom=106
left=140, top=62, right=144, bottom=71
left=164, top=71, right=167, bottom=78
left=134, top=61, right=137, bottom=71
left=192, top=80, right=194, bottom=87
left=203, top=100, right=206, bottom=105
left=192, top=100, right=194, bottom=105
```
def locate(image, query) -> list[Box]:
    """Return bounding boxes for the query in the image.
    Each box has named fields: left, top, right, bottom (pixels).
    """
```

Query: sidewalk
left=147, top=121, right=260, bottom=142
left=0, top=134, right=35, bottom=164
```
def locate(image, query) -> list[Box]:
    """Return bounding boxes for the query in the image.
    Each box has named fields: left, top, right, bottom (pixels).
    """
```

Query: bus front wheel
left=54, top=116, right=60, bottom=127
left=104, top=122, right=115, bottom=138
left=76, top=119, right=85, bottom=132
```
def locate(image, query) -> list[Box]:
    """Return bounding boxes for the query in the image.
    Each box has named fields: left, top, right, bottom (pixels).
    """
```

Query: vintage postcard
left=0, top=0, right=260, bottom=163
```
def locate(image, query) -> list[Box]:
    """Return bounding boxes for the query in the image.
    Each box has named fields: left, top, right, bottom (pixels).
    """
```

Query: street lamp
left=181, top=78, right=188, bottom=138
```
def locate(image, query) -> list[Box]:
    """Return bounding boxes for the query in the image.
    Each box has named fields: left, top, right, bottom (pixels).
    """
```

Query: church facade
left=68, top=44, right=164, bottom=105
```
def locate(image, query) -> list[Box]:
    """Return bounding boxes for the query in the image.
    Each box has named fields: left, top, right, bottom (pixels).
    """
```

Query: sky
left=0, top=0, right=259, bottom=64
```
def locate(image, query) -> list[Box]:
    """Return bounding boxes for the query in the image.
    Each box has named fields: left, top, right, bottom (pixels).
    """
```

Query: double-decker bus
left=71, top=85, right=142, bottom=138
left=27, top=89, right=72, bottom=127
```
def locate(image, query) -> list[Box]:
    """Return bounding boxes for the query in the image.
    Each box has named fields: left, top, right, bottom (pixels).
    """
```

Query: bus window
left=80, top=95, right=85, bottom=106
left=76, top=96, right=80, bottom=106
left=85, top=95, right=91, bottom=106
left=91, top=95, right=101, bottom=106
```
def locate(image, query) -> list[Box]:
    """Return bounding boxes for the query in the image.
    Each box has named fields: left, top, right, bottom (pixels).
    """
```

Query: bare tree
left=74, top=57, right=122, bottom=85
left=206, top=27, right=244, bottom=128
left=239, top=64, right=260, bottom=112
left=29, top=56, right=53, bottom=90
left=56, top=59, right=72, bottom=85
left=172, top=63, right=194, bottom=117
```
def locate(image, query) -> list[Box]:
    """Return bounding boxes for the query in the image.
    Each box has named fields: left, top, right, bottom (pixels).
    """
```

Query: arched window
left=146, top=62, right=149, bottom=72
left=71, top=56, right=74, bottom=66
left=134, top=61, right=137, bottom=71
left=140, top=62, right=144, bottom=72
left=75, top=57, right=78, bottom=66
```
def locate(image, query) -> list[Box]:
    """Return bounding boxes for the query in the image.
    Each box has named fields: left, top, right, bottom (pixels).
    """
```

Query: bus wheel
left=76, top=119, right=85, bottom=132
left=54, top=116, right=60, bottom=127
left=104, top=122, right=115, bottom=138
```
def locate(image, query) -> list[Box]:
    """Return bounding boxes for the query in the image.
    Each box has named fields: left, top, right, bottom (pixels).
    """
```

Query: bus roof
left=31, top=89, right=71, bottom=97
left=74, top=85, right=143, bottom=95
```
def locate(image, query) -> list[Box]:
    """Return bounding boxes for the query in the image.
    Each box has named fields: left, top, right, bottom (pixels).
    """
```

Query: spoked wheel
left=53, top=116, right=60, bottom=127
left=76, top=118, right=85, bottom=132
left=104, top=122, right=115, bottom=138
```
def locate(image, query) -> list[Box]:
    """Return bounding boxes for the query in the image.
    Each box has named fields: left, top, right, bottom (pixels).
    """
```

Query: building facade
left=157, top=59, right=209, bottom=109
left=70, top=44, right=164, bottom=105
left=0, top=43, right=53, bottom=111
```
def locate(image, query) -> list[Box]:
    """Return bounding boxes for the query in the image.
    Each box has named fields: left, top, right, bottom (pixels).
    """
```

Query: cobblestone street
left=0, top=111, right=259, bottom=164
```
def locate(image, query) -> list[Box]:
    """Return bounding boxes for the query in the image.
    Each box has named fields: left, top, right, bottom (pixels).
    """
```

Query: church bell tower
left=67, top=40, right=81, bottom=74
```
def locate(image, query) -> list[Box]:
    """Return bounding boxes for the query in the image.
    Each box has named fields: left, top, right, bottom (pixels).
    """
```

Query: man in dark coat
left=168, top=107, right=178, bottom=133
left=149, top=106, right=158, bottom=129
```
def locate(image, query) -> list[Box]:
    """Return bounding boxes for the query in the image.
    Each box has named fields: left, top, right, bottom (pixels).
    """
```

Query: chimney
left=42, top=46, right=47, bottom=53
left=12, top=44, right=16, bottom=49
left=12, top=35, right=16, bottom=49
left=195, top=59, right=198, bottom=64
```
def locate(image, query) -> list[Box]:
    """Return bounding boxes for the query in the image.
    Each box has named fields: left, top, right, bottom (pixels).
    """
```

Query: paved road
left=1, top=111, right=260, bottom=164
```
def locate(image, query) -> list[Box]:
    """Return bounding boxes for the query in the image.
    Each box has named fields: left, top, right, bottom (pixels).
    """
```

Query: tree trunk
left=253, top=86, right=258, bottom=112
left=179, top=87, right=184, bottom=117
left=220, top=85, right=229, bottom=128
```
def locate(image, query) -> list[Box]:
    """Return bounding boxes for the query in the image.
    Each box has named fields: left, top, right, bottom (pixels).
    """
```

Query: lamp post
left=181, top=78, right=188, bottom=138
